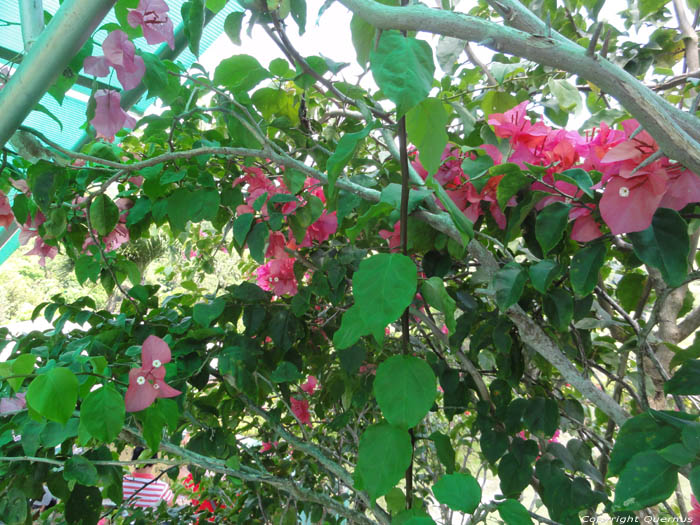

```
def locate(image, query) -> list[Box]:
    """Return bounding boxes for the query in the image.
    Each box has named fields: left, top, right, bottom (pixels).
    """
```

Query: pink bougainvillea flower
left=379, top=221, right=401, bottom=252
left=300, top=375, right=319, bottom=395
left=690, top=496, right=700, bottom=523
left=90, top=90, right=137, bottom=142
left=658, top=167, right=700, bottom=210
left=599, top=171, right=668, bottom=235
left=0, top=392, right=26, bottom=414
left=290, top=397, right=311, bottom=426
left=128, top=0, right=175, bottom=50
left=0, top=191, right=14, bottom=228
left=266, top=231, right=291, bottom=260
left=84, top=30, right=145, bottom=90
left=25, top=237, right=58, bottom=267
left=18, top=211, right=45, bottom=246
left=260, top=441, right=278, bottom=453
left=570, top=205, right=603, bottom=242
left=255, top=258, right=298, bottom=296
left=125, top=335, right=181, bottom=412
left=301, top=211, right=337, bottom=247
left=488, top=101, right=550, bottom=148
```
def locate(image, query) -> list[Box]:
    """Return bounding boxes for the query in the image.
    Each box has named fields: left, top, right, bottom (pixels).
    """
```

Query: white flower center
left=273, top=277, right=279, bottom=282
left=152, top=359, right=162, bottom=368
left=619, top=186, right=630, bottom=197
left=136, top=376, right=146, bottom=385
left=564, top=197, right=572, bottom=204
left=153, top=383, right=159, bottom=390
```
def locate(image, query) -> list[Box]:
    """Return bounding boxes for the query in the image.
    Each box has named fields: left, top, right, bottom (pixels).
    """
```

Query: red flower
left=300, top=375, right=319, bottom=395
left=690, top=496, right=700, bottom=524
left=255, top=258, right=298, bottom=296
left=0, top=191, right=14, bottom=229
left=599, top=170, right=668, bottom=235
left=290, top=397, right=311, bottom=426
left=301, top=211, right=337, bottom=246
left=125, top=335, right=181, bottom=412
left=127, top=0, right=175, bottom=50
left=487, top=101, right=550, bottom=148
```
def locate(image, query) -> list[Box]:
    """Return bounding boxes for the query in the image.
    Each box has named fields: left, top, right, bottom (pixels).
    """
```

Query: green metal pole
left=0, top=0, right=117, bottom=148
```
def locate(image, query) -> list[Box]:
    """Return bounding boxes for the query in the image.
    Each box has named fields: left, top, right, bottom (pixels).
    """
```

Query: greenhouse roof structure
left=0, top=0, right=242, bottom=265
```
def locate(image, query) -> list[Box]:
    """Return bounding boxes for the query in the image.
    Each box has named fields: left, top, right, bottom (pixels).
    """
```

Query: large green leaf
left=543, top=288, right=573, bottom=331
left=224, top=12, right=245, bottom=45
left=613, top=450, right=677, bottom=511
left=664, top=360, right=700, bottom=395
left=523, top=397, right=560, bottom=437
left=498, top=499, right=533, bottom=525
left=193, top=297, right=226, bottom=328
left=374, top=355, right=437, bottom=429
left=64, top=456, right=99, bottom=486
left=353, top=253, right=417, bottom=331
left=350, top=14, right=375, bottom=68
left=494, top=262, right=527, bottom=311
left=570, top=242, right=606, bottom=297
left=496, top=169, right=530, bottom=211
left=213, top=55, right=270, bottom=92
left=406, top=98, right=449, bottom=175
left=535, top=202, right=570, bottom=255
left=89, top=195, right=119, bottom=236
left=548, top=78, right=580, bottom=111
left=430, top=431, right=456, bottom=474
left=356, top=423, right=412, bottom=500
left=608, top=412, right=678, bottom=476
left=370, top=31, right=435, bottom=116
left=26, top=367, right=79, bottom=424
left=79, top=385, right=125, bottom=443
left=421, top=276, right=456, bottom=334
left=182, top=0, right=206, bottom=56
left=432, top=472, right=481, bottom=513
left=529, top=260, right=561, bottom=294
left=628, top=208, right=689, bottom=288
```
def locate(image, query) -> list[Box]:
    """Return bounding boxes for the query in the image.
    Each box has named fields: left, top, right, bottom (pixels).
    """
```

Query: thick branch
left=337, top=0, right=700, bottom=174
left=673, top=0, right=700, bottom=73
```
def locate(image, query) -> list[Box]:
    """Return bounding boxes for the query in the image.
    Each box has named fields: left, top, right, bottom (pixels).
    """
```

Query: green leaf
left=290, top=0, right=306, bottom=34
left=421, top=277, right=456, bottom=334
left=0, top=487, right=27, bottom=525
left=350, top=15, right=375, bottom=68
left=558, top=168, right=594, bottom=198
left=26, top=367, right=79, bottom=424
left=224, top=12, right=245, bottom=45
left=406, top=98, right=449, bottom=175
left=682, top=423, right=700, bottom=454
left=233, top=213, right=255, bottom=247
left=356, top=423, right=412, bottom=500
left=498, top=499, right=533, bottom=525
left=28, top=161, right=57, bottom=212
left=690, top=465, right=700, bottom=499
left=529, top=260, right=561, bottom=294
left=430, top=431, right=456, bottom=474
left=482, top=90, right=517, bottom=116
left=543, top=288, right=573, bottom=331
left=80, top=385, right=125, bottom=443
left=270, top=361, right=303, bottom=383
left=6, top=354, right=37, bottom=392
left=193, top=297, right=226, bottom=327
left=326, top=122, right=377, bottom=204
left=432, top=472, right=481, bottom=513
left=424, top=174, right=474, bottom=245
left=353, top=252, right=417, bottom=330
left=206, top=0, right=227, bottom=12
left=66, top=485, right=102, bottom=525
left=535, top=202, right=570, bottom=255
left=523, top=397, right=559, bottom=437
left=214, top=55, right=270, bottom=92
left=608, top=412, right=677, bottom=476
left=494, top=262, right=527, bottom=311
left=247, top=222, right=269, bottom=264
left=380, top=184, right=432, bottom=214
left=664, top=360, right=700, bottom=395
left=370, top=30, right=435, bottom=116
left=613, top=450, right=677, bottom=511
left=64, top=456, right=99, bottom=486
left=75, top=254, right=101, bottom=285
left=628, top=208, right=689, bottom=288
left=90, top=194, right=120, bottom=236
left=496, top=169, right=530, bottom=211
left=547, top=78, right=580, bottom=111
left=183, top=0, right=206, bottom=56
left=570, top=242, right=606, bottom=297
left=657, top=443, right=696, bottom=466
left=615, top=273, right=646, bottom=312
left=374, top=355, right=437, bottom=429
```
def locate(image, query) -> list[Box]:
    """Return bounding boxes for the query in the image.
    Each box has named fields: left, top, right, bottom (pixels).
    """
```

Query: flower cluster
left=0, top=191, right=13, bottom=229
left=233, top=167, right=337, bottom=297
left=124, top=335, right=181, bottom=412
left=406, top=102, right=700, bottom=244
